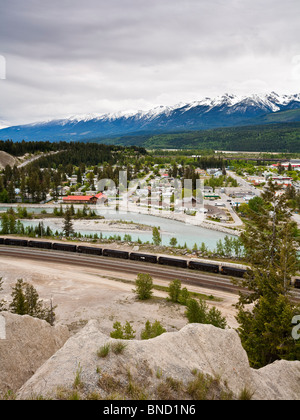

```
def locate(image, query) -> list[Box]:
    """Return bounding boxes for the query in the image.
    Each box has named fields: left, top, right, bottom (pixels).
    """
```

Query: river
left=0, top=205, right=233, bottom=250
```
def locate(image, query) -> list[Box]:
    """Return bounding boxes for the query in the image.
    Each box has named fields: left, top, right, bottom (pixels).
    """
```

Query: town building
left=63, top=192, right=107, bottom=205
left=271, top=176, right=293, bottom=187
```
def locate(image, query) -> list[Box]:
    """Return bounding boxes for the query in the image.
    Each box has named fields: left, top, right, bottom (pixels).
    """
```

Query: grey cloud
left=0, top=0, right=300, bottom=125
left=2, top=0, right=297, bottom=63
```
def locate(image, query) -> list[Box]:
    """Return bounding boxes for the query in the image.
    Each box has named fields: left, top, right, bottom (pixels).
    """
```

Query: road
left=227, top=170, right=262, bottom=197
left=17, top=151, right=62, bottom=169
left=0, top=246, right=245, bottom=295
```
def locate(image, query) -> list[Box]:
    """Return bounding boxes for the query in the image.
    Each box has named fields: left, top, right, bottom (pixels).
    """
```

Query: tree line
left=107, top=122, right=300, bottom=152
left=0, top=143, right=148, bottom=203
left=0, top=278, right=56, bottom=326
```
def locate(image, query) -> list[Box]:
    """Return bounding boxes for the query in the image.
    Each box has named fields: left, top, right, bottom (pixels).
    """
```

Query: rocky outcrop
left=0, top=312, right=70, bottom=395
left=17, top=321, right=300, bottom=400
left=0, top=151, right=19, bottom=169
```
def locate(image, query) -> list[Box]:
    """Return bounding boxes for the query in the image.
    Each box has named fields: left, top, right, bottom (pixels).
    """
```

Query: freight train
left=2, top=237, right=299, bottom=288
left=0, top=237, right=256, bottom=281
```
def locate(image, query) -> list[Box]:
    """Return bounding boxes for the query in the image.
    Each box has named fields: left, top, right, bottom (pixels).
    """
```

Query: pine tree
left=141, top=320, right=166, bottom=340
left=133, top=273, right=153, bottom=300
left=152, top=227, right=162, bottom=246
left=110, top=321, right=136, bottom=340
left=63, top=206, right=74, bottom=237
left=168, top=279, right=182, bottom=303
left=9, top=279, right=56, bottom=325
left=1, top=213, right=9, bottom=234
left=185, top=298, right=227, bottom=329
left=9, top=279, right=27, bottom=315
left=234, top=180, right=300, bottom=367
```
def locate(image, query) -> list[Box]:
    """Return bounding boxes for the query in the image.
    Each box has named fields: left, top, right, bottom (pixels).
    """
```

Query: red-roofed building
left=271, top=176, right=293, bottom=187
left=63, top=192, right=107, bottom=205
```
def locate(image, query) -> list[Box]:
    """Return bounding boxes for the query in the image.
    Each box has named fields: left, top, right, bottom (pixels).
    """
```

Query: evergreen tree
left=123, top=321, right=136, bottom=340
left=234, top=181, right=300, bottom=368
left=168, top=279, right=182, bottom=303
left=110, top=321, right=124, bottom=339
left=185, top=298, right=227, bottom=329
left=152, top=227, right=162, bottom=246
left=133, top=273, right=153, bottom=300
left=141, top=320, right=166, bottom=340
left=9, top=279, right=56, bottom=324
left=110, top=321, right=136, bottom=340
left=169, top=237, right=178, bottom=247
left=179, top=287, right=190, bottom=305
left=185, top=298, right=209, bottom=324
left=63, top=206, right=74, bottom=237
left=1, top=213, right=9, bottom=234
left=9, top=279, right=27, bottom=315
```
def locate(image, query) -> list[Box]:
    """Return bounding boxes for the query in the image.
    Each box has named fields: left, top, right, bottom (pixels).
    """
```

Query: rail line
left=0, top=246, right=244, bottom=295
left=1, top=246, right=299, bottom=301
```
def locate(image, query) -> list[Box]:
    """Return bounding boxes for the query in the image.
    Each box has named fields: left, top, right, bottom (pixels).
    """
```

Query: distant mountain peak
left=55, top=92, right=300, bottom=124
left=1, top=91, right=300, bottom=142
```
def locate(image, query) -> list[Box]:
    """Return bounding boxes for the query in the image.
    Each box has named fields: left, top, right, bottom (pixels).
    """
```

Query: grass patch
left=111, top=341, right=128, bottom=355
left=97, top=343, right=110, bottom=358
left=99, top=275, right=222, bottom=303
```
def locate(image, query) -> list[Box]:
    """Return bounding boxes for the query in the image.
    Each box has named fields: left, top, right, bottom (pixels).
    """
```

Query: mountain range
left=1, top=92, right=300, bottom=143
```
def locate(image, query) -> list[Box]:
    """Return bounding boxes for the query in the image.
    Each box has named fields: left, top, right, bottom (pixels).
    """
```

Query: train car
left=28, top=240, right=53, bottom=250
left=129, top=252, right=157, bottom=264
left=77, top=246, right=102, bottom=256
left=221, top=266, right=247, bottom=278
left=189, top=260, right=219, bottom=274
left=103, top=249, right=129, bottom=259
left=294, top=279, right=300, bottom=289
left=0, top=238, right=5, bottom=245
left=52, top=243, right=77, bottom=253
left=158, top=256, right=188, bottom=269
left=4, top=238, right=28, bottom=247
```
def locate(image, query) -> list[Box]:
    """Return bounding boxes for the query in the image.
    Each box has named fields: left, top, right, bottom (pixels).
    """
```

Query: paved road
left=227, top=171, right=262, bottom=197
left=17, top=151, right=62, bottom=169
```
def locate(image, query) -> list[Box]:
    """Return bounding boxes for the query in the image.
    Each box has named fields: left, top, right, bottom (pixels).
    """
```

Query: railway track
left=0, top=246, right=244, bottom=295
left=1, top=246, right=299, bottom=301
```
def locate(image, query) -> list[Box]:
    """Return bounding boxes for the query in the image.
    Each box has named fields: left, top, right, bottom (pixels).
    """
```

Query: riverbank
left=1, top=203, right=241, bottom=250
left=0, top=203, right=242, bottom=237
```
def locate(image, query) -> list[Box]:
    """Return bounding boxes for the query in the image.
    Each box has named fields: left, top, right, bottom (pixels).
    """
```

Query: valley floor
left=0, top=255, right=239, bottom=337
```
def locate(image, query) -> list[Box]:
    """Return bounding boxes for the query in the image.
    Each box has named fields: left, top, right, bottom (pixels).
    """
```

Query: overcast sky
left=0, top=0, right=300, bottom=127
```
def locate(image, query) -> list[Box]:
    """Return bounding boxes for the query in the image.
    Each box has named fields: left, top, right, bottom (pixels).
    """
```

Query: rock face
left=17, top=321, right=300, bottom=400
left=0, top=151, right=19, bottom=169
left=0, top=312, right=70, bottom=395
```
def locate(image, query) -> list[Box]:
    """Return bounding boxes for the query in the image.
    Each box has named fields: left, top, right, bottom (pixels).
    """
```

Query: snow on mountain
left=1, top=92, right=300, bottom=142
left=49, top=92, right=300, bottom=125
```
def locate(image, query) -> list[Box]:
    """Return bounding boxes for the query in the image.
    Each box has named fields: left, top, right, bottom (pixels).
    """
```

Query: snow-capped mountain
left=1, top=92, right=300, bottom=142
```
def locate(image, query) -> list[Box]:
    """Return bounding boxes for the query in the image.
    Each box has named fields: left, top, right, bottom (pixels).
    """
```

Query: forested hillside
left=89, top=122, right=300, bottom=152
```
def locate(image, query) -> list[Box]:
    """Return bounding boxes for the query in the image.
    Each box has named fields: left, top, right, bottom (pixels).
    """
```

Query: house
left=247, top=176, right=265, bottom=186
left=213, top=171, right=223, bottom=178
left=205, top=204, right=229, bottom=222
left=194, top=168, right=206, bottom=176
left=271, top=176, right=293, bottom=187
left=272, top=160, right=300, bottom=169
left=207, top=169, right=220, bottom=175
left=63, top=192, right=107, bottom=205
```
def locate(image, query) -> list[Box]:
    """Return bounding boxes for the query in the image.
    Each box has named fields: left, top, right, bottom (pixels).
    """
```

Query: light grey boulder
left=0, top=312, right=69, bottom=395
